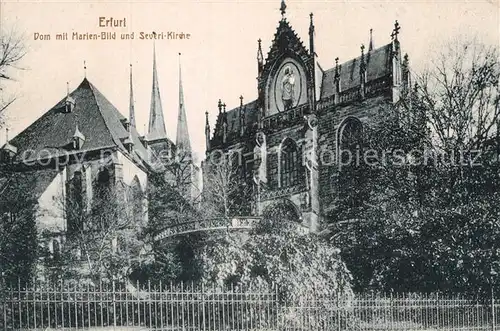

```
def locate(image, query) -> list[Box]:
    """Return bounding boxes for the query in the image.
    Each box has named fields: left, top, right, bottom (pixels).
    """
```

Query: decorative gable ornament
left=122, top=133, right=134, bottom=153
left=72, top=125, right=86, bottom=150
left=1, top=141, right=18, bottom=162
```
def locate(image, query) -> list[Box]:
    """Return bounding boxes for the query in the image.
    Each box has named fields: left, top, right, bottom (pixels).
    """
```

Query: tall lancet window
left=280, top=138, right=300, bottom=188
left=66, top=170, right=84, bottom=235
left=338, top=118, right=364, bottom=162
left=337, top=117, right=366, bottom=210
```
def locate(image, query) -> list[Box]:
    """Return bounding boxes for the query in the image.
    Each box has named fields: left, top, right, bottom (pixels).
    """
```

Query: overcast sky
left=1, top=0, right=499, bottom=160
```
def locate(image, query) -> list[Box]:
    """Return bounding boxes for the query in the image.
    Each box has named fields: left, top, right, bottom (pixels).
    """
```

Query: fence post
left=1, top=275, right=6, bottom=330
left=492, top=282, right=496, bottom=331
left=113, top=280, right=116, bottom=328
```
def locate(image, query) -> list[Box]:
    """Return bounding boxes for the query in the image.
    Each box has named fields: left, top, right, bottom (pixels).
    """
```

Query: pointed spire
left=334, top=57, right=341, bottom=101
left=360, top=44, right=367, bottom=99
left=369, top=28, right=374, bottom=51
left=239, top=95, right=245, bottom=136
left=147, top=42, right=167, bottom=140
left=205, top=111, right=211, bottom=151
left=129, top=64, right=136, bottom=127
left=360, top=44, right=366, bottom=68
left=334, top=57, right=340, bottom=78
left=176, top=52, right=192, bottom=153
left=257, top=38, right=264, bottom=76
left=205, top=111, right=210, bottom=128
left=309, top=13, right=315, bottom=56
left=280, top=0, right=287, bottom=19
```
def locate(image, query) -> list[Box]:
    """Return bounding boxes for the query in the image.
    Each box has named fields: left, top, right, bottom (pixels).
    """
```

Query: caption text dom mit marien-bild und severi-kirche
left=33, top=17, right=191, bottom=41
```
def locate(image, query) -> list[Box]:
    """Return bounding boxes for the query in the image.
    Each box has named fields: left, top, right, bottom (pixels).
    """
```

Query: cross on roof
left=391, top=20, right=400, bottom=40
left=280, top=0, right=287, bottom=18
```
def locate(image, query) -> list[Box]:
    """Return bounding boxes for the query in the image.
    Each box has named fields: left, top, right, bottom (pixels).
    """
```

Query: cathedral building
left=203, top=1, right=411, bottom=231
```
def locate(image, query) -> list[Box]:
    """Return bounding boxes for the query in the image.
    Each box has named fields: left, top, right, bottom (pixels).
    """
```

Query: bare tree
left=416, top=38, right=500, bottom=152
left=44, top=179, right=148, bottom=282
left=162, top=149, right=201, bottom=204
left=0, top=25, right=27, bottom=122
left=202, top=154, right=252, bottom=219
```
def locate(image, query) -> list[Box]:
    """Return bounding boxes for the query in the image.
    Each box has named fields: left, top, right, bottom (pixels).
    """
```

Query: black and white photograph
left=0, top=0, right=499, bottom=329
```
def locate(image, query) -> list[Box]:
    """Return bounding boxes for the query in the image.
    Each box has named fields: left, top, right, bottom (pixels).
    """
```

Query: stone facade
left=204, top=11, right=410, bottom=231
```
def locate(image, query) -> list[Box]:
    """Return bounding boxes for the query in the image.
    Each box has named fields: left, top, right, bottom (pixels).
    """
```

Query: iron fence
left=0, top=279, right=499, bottom=330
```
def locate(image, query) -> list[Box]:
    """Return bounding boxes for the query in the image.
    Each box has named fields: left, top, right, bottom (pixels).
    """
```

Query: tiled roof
left=212, top=100, right=259, bottom=146
left=0, top=169, right=59, bottom=205
left=8, top=78, right=151, bottom=169
left=321, top=43, right=393, bottom=99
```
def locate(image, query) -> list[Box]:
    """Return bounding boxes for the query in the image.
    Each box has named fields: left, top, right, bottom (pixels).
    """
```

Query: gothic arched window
left=128, top=176, right=143, bottom=223
left=338, top=118, right=364, bottom=164
left=337, top=117, right=366, bottom=210
left=67, top=170, right=83, bottom=235
left=96, top=168, right=111, bottom=200
left=280, top=138, right=300, bottom=188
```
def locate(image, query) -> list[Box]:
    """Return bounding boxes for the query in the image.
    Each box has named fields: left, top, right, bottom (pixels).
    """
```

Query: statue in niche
left=281, top=66, right=296, bottom=110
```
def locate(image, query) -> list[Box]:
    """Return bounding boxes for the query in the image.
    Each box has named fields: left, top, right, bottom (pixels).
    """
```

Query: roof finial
left=205, top=111, right=209, bottom=125
left=240, top=95, right=244, bottom=107
left=129, top=63, right=136, bottom=127
left=257, top=38, right=263, bottom=62
left=391, top=20, right=400, bottom=41
left=218, top=99, right=223, bottom=113
left=66, top=82, right=69, bottom=96
left=369, top=28, right=374, bottom=51
left=309, top=13, right=315, bottom=56
left=361, top=44, right=365, bottom=56
left=84, top=60, right=87, bottom=78
left=280, top=0, right=287, bottom=19
left=5, top=128, right=9, bottom=142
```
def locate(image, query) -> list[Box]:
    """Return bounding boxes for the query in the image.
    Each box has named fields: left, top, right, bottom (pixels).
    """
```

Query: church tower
left=145, top=43, right=174, bottom=158
left=174, top=53, right=201, bottom=203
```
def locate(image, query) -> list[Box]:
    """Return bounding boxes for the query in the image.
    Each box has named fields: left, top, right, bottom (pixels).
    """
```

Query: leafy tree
left=329, top=38, right=500, bottom=298
left=198, top=220, right=353, bottom=301
left=0, top=172, right=38, bottom=285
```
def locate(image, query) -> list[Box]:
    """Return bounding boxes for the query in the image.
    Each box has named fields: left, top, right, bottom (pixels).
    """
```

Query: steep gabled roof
left=211, top=100, right=259, bottom=146
left=9, top=78, right=151, bottom=169
left=320, top=43, right=393, bottom=99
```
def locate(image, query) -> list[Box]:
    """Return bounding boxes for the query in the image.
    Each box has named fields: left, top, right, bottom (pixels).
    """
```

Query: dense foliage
left=330, top=39, right=500, bottom=298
